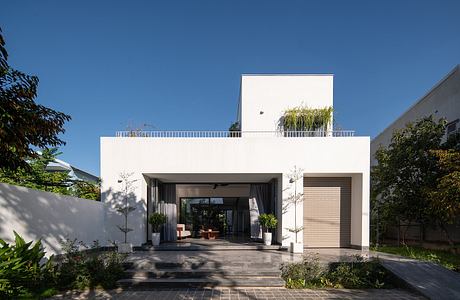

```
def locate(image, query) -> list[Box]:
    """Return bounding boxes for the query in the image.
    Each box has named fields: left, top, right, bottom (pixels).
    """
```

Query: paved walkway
left=51, top=287, right=424, bottom=299
left=371, top=251, right=460, bottom=300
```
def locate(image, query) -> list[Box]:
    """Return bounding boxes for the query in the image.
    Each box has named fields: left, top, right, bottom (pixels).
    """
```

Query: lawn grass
left=372, top=245, right=460, bottom=271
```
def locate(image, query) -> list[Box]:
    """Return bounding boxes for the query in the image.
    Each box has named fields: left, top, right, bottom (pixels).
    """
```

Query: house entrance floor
left=145, top=237, right=280, bottom=251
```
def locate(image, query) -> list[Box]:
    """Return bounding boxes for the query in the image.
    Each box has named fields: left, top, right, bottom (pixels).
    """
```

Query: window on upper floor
left=446, top=119, right=459, bottom=137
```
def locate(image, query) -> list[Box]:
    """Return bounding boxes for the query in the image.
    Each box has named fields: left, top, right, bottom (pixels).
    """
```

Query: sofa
left=177, top=224, right=192, bottom=239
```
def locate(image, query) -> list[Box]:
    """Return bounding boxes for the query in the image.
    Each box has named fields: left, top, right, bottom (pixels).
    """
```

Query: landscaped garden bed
left=372, top=245, right=460, bottom=272
left=0, top=233, right=127, bottom=299
left=280, top=253, right=396, bottom=289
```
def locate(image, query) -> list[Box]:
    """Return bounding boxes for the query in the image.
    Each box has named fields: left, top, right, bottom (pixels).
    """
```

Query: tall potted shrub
left=148, top=212, right=167, bottom=246
left=258, top=213, right=278, bottom=246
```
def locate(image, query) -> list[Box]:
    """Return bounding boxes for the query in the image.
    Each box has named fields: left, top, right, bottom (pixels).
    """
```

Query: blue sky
left=1, top=0, right=459, bottom=176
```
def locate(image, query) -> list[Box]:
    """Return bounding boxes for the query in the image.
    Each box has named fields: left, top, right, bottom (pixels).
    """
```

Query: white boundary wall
left=0, top=183, right=122, bottom=256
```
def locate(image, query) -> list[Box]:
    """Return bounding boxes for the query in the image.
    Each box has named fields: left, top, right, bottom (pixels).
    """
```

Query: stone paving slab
left=51, top=287, right=425, bottom=300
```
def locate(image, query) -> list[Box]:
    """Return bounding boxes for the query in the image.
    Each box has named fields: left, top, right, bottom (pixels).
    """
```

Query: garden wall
left=0, top=182, right=122, bottom=255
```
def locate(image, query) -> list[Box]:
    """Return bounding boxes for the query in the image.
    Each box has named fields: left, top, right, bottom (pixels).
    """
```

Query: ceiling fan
left=212, top=183, right=229, bottom=190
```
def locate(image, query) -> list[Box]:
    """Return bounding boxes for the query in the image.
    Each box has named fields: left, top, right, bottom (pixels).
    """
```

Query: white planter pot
left=118, top=243, right=133, bottom=253
left=290, top=242, right=303, bottom=253
left=152, top=232, right=161, bottom=246
left=263, top=232, right=272, bottom=246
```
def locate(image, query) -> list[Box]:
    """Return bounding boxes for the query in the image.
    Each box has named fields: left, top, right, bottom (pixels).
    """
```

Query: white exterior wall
left=0, top=183, right=121, bottom=255
left=371, top=65, right=460, bottom=165
left=101, top=74, right=370, bottom=249
left=240, top=75, right=333, bottom=132
left=101, top=136, right=370, bottom=248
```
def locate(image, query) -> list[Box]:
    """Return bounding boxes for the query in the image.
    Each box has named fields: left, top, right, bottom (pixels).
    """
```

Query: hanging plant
left=281, top=106, right=333, bottom=132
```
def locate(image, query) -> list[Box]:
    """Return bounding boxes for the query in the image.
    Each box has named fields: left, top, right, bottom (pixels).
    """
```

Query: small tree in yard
left=115, top=172, right=137, bottom=244
left=428, top=147, right=460, bottom=250
left=372, top=116, right=460, bottom=246
left=283, top=166, right=303, bottom=252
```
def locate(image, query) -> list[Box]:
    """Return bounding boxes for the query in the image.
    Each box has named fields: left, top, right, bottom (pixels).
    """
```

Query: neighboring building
left=370, top=65, right=460, bottom=244
left=371, top=65, right=460, bottom=165
left=101, top=74, right=370, bottom=250
left=46, top=158, right=99, bottom=183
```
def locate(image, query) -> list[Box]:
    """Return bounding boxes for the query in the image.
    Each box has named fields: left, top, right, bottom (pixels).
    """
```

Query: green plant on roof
left=282, top=106, right=333, bottom=131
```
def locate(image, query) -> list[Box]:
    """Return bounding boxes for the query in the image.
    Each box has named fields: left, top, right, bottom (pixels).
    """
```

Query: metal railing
left=115, top=130, right=355, bottom=138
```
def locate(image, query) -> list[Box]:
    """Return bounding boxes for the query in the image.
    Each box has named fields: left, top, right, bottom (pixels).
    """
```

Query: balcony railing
left=115, top=130, right=355, bottom=138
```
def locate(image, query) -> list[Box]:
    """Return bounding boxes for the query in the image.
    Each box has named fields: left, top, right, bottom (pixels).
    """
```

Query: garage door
left=303, top=177, right=351, bottom=247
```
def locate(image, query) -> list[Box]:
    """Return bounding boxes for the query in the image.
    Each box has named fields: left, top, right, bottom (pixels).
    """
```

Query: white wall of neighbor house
left=101, top=136, right=370, bottom=248
left=371, top=65, right=460, bottom=165
left=240, top=75, right=334, bottom=132
left=0, top=182, right=122, bottom=256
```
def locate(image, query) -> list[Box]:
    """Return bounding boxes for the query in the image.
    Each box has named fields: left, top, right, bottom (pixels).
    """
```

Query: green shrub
left=0, top=231, right=56, bottom=299
left=280, top=253, right=326, bottom=288
left=281, top=254, right=392, bottom=289
left=56, top=238, right=126, bottom=289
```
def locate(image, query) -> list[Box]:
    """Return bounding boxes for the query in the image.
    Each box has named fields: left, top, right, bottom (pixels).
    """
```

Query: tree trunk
left=401, top=219, right=412, bottom=246
left=440, top=223, right=458, bottom=254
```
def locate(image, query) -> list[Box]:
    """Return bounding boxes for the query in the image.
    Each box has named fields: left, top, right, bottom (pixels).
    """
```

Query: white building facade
left=371, top=65, right=460, bottom=165
left=101, top=74, right=370, bottom=250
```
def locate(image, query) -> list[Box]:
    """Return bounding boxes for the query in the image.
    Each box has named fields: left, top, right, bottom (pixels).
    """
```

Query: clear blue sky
left=1, top=0, right=459, bottom=176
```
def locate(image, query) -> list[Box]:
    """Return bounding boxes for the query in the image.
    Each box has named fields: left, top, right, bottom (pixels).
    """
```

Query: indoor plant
left=148, top=212, right=167, bottom=246
left=258, top=213, right=278, bottom=246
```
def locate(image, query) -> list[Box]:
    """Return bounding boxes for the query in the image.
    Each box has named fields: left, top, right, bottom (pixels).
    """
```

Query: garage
left=303, top=177, right=351, bottom=248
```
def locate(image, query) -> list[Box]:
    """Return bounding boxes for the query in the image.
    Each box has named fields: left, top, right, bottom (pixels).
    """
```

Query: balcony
left=114, top=130, right=355, bottom=138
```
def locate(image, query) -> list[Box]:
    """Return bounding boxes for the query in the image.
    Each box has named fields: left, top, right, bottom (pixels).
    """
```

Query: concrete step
left=140, top=244, right=282, bottom=251
left=122, top=269, right=281, bottom=279
left=117, top=276, right=285, bottom=288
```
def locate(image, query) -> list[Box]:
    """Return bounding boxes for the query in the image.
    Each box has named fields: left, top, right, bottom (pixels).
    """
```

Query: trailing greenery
left=372, top=245, right=460, bottom=272
left=0, top=232, right=56, bottom=299
left=148, top=212, right=167, bottom=233
left=258, top=213, right=278, bottom=233
left=372, top=116, right=460, bottom=247
left=0, top=28, right=71, bottom=172
left=280, top=254, right=393, bottom=289
left=282, top=106, right=333, bottom=131
left=0, top=148, right=101, bottom=201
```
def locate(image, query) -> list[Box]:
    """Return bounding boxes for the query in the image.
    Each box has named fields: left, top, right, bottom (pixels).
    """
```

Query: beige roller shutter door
left=303, top=177, right=351, bottom=248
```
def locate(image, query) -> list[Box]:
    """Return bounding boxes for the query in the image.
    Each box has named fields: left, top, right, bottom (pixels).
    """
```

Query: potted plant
left=258, top=213, right=278, bottom=246
left=148, top=212, right=167, bottom=246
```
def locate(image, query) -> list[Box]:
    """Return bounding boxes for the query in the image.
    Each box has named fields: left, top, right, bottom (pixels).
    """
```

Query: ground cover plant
left=0, top=232, right=57, bottom=299
left=0, top=232, right=126, bottom=299
left=372, top=245, right=460, bottom=272
left=280, top=253, right=394, bottom=289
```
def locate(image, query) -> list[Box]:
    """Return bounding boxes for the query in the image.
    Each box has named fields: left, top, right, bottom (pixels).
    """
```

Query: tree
left=284, top=166, right=304, bottom=244
left=428, top=147, right=460, bottom=247
left=0, top=148, right=101, bottom=200
left=0, top=28, right=71, bottom=171
left=115, top=172, right=137, bottom=244
left=0, top=148, right=72, bottom=194
left=372, top=116, right=446, bottom=243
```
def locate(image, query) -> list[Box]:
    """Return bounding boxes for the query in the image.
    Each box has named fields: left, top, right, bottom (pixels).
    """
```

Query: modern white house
left=100, top=74, right=370, bottom=251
